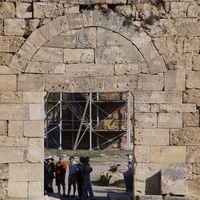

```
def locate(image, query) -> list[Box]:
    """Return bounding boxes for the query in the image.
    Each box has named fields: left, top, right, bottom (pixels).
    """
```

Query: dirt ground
left=45, top=153, right=129, bottom=200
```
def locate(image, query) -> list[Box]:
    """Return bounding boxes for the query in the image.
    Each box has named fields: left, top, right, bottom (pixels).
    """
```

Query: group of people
left=44, top=154, right=95, bottom=200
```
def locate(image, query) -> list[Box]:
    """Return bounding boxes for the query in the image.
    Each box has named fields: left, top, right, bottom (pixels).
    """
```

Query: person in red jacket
left=55, top=155, right=67, bottom=197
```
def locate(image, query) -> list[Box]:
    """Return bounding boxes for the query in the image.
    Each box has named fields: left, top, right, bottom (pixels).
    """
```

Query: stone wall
left=0, top=0, right=199, bottom=199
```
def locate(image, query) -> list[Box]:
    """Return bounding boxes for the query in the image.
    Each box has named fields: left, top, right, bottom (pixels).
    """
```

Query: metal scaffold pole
left=127, top=91, right=131, bottom=150
left=89, top=92, right=92, bottom=150
left=59, top=93, right=63, bottom=150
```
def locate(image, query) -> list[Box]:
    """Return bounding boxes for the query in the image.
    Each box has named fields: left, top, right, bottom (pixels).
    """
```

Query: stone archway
left=5, top=11, right=169, bottom=199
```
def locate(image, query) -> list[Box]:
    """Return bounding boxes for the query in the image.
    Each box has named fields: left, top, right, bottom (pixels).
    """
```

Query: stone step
left=136, top=195, right=163, bottom=200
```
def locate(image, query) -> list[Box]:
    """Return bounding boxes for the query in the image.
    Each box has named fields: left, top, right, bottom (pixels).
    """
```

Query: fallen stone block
left=107, top=192, right=130, bottom=200
left=136, top=195, right=163, bottom=200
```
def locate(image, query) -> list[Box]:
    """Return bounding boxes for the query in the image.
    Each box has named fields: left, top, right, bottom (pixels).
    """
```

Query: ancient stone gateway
left=0, top=2, right=200, bottom=200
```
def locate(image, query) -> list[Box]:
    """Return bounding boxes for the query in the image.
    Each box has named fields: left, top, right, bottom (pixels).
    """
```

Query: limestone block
left=0, top=172, right=9, bottom=180
left=0, top=36, right=25, bottom=53
left=19, top=41, right=37, bottom=61
left=188, top=3, right=199, bottom=18
left=0, top=2, right=15, bottom=19
left=0, top=66, right=17, bottom=75
left=135, top=91, right=182, bottom=104
left=137, top=196, right=163, bottom=200
left=160, top=104, right=196, bottom=113
left=64, top=4, right=79, bottom=13
left=29, top=181, right=44, bottom=200
left=23, top=92, right=45, bottom=104
left=104, top=75, right=138, bottom=92
left=92, top=11, right=108, bottom=28
left=186, top=71, right=200, bottom=89
left=134, top=104, right=150, bottom=113
left=115, top=63, right=148, bottom=75
left=33, top=2, right=64, bottom=19
left=29, top=104, right=44, bottom=120
left=134, top=146, right=150, bottom=163
left=8, top=181, right=28, bottom=199
left=177, top=19, right=200, bottom=37
left=183, top=113, right=199, bottom=127
left=150, top=146, right=186, bottom=163
left=83, top=11, right=94, bottom=27
left=164, top=197, right=192, bottom=200
left=4, top=19, right=26, bottom=36
left=0, top=147, right=24, bottom=163
left=170, top=128, right=200, bottom=146
left=64, top=49, right=94, bottom=63
left=24, top=121, right=44, bottom=137
left=26, top=138, right=44, bottom=163
left=184, top=89, right=200, bottom=107
left=165, top=70, right=185, bottom=91
left=135, top=113, right=157, bottom=128
left=53, top=15, right=70, bottom=34
left=0, top=121, right=7, bottom=136
left=134, top=180, right=145, bottom=196
left=8, top=121, right=23, bottom=137
left=27, top=19, right=40, bottom=33
left=138, top=74, right=164, bottom=90
left=105, top=13, right=125, bottom=32
left=9, top=164, right=43, bottom=182
left=0, top=92, right=23, bottom=103
left=115, top=5, right=132, bottom=17
left=193, top=55, right=200, bottom=71
left=183, top=37, right=199, bottom=54
left=16, top=3, right=32, bottom=18
left=43, top=34, right=76, bottom=49
left=97, top=28, right=131, bottom=47
left=95, top=46, right=144, bottom=64
left=150, top=104, right=159, bottom=113
left=0, top=104, right=29, bottom=120
left=0, top=53, right=12, bottom=65
left=171, top=2, right=188, bottom=18
left=67, top=13, right=84, bottom=29
left=186, top=146, right=200, bottom=164
left=140, top=42, right=159, bottom=63
left=161, top=167, right=187, bottom=195
left=148, top=55, right=167, bottom=75
left=32, top=47, right=63, bottom=63
left=0, top=136, right=27, bottom=147
left=135, top=129, right=169, bottom=145
left=26, top=29, right=46, bottom=50
left=158, top=113, right=182, bottom=128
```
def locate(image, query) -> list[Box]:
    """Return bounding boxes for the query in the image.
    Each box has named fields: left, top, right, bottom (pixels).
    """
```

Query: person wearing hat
left=44, top=155, right=55, bottom=193
left=66, top=156, right=79, bottom=198
left=55, top=155, right=67, bottom=197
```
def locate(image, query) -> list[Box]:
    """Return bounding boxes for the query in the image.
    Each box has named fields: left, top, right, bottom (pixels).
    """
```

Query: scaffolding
left=44, top=92, right=132, bottom=150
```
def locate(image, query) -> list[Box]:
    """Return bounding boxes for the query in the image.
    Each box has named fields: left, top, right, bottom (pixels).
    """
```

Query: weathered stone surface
left=193, top=55, right=200, bottom=71
left=150, top=104, right=159, bottom=113
left=0, top=172, right=9, bottom=180
left=0, top=121, right=7, bottom=136
left=115, top=63, right=148, bottom=75
left=95, top=45, right=145, bottom=64
left=29, top=181, right=44, bottom=199
left=0, top=36, right=25, bottom=53
left=9, top=164, right=43, bottom=182
left=29, top=104, right=44, bottom=120
left=170, top=2, right=188, bottom=19
left=16, top=3, right=32, bottom=19
left=0, top=104, right=29, bottom=120
left=93, top=11, right=109, bottom=28
left=135, top=113, right=157, bottom=128
left=0, top=66, right=17, bottom=74
left=64, top=49, right=94, bottom=63
left=186, top=71, right=200, bottom=89
left=134, top=103, right=150, bottom=113
left=135, top=146, right=150, bottom=163
left=4, top=19, right=26, bottom=36
left=160, top=104, right=196, bottom=113
left=8, top=181, right=28, bottom=199
left=24, top=121, right=44, bottom=137
left=183, top=112, right=199, bottom=127
left=19, top=41, right=37, bottom=61
left=135, top=129, right=169, bottom=145
left=23, top=92, right=45, bottom=104
left=53, top=15, right=70, bottom=34
left=170, top=128, right=200, bottom=145
left=67, top=13, right=84, bottom=29
left=177, top=19, right=200, bottom=37
left=186, top=146, right=200, bottom=164
left=135, top=91, right=182, bottom=104
left=0, top=147, right=24, bottom=163
left=138, top=74, right=164, bottom=90
left=188, top=3, right=199, bottom=18
left=0, top=20, right=3, bottom=35
left=158, top=113, right=182, bottom=128
left=64, top=4, right=79, bottom=13
left=137, top=196, right=163, bottom=200
left=148, top=55, right=167, bottom=74
left=26, top=138, right=43, bottom=163
left=33, top=2, right=64, bottom=19
left=150, top=146, right=186, bottom=163
left=32, top=47, right=63, bottom=63
left=165, top=70, right=185, bottom=91
left=8, top=121, right=23, bottom=137
left=161, top=167, right=187, bottom=195
left=0, top=136, right=27, bottom=147
left=0, top=53, right=12, bottom=65
left=0, top=2, right=15, bottom=19
left=184, top=89, right=200, bottom=107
